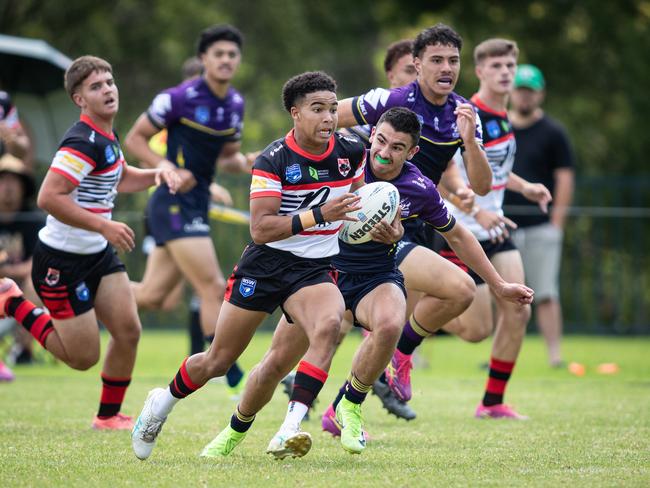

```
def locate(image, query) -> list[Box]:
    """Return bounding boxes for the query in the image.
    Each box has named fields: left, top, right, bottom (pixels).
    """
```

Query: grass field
left=1, top=331, right=649, bottom=487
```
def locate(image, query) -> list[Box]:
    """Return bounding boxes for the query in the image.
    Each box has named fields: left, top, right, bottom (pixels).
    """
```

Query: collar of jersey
left=80, top=114, right=115, bottom=141
left=285, top=129, right=335, bottom=162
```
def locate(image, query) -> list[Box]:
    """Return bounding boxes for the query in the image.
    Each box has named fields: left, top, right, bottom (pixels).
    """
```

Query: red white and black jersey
left=449, top=95, right=516, bottom=241
left=39, top=115, right=126, bottom=254
left=250, top=130, right=366, bottom=258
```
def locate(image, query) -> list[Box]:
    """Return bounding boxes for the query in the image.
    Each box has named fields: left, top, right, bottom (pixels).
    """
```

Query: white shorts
left=510, top=223, right=563, bottom=302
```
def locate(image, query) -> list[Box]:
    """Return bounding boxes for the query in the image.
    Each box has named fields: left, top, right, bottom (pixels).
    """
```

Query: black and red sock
left=169, top=357, right=203, bottom=399
left=483, top=357, right=515, bottom=406
left=290, top=360, right=328, bottom=409
left=6, top=296, right=54, bottom=348
left=97, top=373, right=131, bottom=418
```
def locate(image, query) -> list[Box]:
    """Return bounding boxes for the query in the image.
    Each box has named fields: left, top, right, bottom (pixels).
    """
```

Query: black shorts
left=224, top=243, right=338, bottom=321
left=337, top=269, right=406, bottom=327
left=438, top=237, right=517, bottom=285
left=31, top=240, right=126, bottom=319
left=146, top=186, right=210, bottom=246
left=394, top=240, right=419, bottom=267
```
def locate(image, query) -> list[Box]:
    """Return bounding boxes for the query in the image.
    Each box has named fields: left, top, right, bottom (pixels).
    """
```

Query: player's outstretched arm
left=37, top=172, right=135, bottom=253
left=117, top=165, right=180, bottom=194
left=507, top=172, right=552, bottom=213
left=440, top=223, right=533, bottom=304
left=217, top=141, right=258, bottom=174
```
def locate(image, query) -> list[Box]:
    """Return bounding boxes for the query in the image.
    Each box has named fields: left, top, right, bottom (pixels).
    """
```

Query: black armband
left=313, top=206, right=326, bottom=225
left=291, top=214, right=304, bottom=235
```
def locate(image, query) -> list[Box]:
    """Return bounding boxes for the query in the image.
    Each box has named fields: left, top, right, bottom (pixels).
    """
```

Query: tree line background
left=2, top=0, right=649, bottom=332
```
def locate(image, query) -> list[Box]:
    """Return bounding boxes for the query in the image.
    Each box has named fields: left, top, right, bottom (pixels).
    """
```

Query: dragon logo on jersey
left=337, top=158, right=351, bottom=177
left=239, top=278, right=257, bottom=298
left=286, top=164, right=302, bottom=183
left=45, top=268, right=60, bottom=286
left=195, top=106, right=210, bottom=125
left=486, top=120, right=501, bottom=139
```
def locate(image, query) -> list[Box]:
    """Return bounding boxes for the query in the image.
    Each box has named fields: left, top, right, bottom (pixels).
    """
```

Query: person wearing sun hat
left=0, top=153, right=43, bottom=375
left=505, top=63, right=576, bottom=367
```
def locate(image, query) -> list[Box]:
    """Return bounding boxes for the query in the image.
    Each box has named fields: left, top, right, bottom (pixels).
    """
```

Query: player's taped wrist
left=312, top=206, right=326, bottom=225
left=291, top=214, right=304, bottom=235
left=298, top=210, right=317, bottom=230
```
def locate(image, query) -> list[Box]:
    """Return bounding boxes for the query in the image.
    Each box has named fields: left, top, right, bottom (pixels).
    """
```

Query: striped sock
left=290, top=360, right=328, bottom=409
left=230, top=406, right=256, bottom=433
left=483, top=357, right=515, bottom=406
left=332, top=378, right=350, bottom=411
left=397, top=314, right=429, bottom=355
left=344, top=374, right=372, bottom=405
left=169, top=357, right=203, bottom=399
left=97, top=374, right=131, bottom=418
left=6, top=296, right=54, bottom=348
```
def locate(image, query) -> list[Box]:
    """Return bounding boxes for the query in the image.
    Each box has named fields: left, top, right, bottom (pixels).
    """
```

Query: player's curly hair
left=377, top=107, right=421, bottom=147
left=282, top=71, right=337, bottom=112
left=413, top=23, right=463, bottom=59
left=197, top=24, right=243, bottom=55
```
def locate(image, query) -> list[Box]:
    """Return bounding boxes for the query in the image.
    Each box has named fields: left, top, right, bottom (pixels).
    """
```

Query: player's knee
left=67, top=351, right=100, bottom=370
left=460, top=324, right=492, bottom=343
left=113, top=323, right=141, bottom=348
left=373, top=314, right=403, bottom=344
left=454, top=275, right=476, bottom=310
left=503, top=302, right=531, bottom=330
left=312, top=314, right=342, bottom=346
left=136, top=291, right=167, bottom=310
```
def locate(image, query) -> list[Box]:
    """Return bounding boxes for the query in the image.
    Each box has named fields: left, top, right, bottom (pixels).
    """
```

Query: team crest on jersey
left=195, top=106, right=210, bottom=125
left=337, top=158, right=351, bottom=177
left=286, top=164, right=302, bottom=183
left=75, top=282, right=90, bottom=302
left=104, top=145, right=117, bottom=164
left=239, top=278, right=257, bottom=298
left=486, top=120, right=501, bottom=139
left=45, top=268, right=60, bottom=286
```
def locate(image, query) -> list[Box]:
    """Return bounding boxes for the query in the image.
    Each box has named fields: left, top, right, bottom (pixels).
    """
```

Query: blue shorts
left=394, top=240, right=419, bottom=267
left=145, top=186, right=210, bottom=246
left=337, top=269, right=406, bottom=326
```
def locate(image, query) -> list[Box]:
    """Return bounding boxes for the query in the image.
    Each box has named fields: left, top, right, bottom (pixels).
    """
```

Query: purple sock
left=396, top=319, right=426, bottom=355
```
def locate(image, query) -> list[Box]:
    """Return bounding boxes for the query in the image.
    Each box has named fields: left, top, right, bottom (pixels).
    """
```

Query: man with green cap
left=505, top=64, right=575, bottom=367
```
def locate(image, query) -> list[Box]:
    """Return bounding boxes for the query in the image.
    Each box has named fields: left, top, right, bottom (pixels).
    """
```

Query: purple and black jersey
left=146, top=77, right=245, bottom=195
left=333, top=156, right=455, bottom=274
left=351, top=81, right=483, bottom=184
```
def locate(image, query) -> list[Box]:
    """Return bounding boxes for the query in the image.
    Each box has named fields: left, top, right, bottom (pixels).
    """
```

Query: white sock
left=279, top=401, right=308, bottom=432
left=152, top=387, right=179, bottom=418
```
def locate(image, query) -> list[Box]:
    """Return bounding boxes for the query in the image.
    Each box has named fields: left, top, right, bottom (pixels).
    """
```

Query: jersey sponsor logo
left=486, top=120, right=501, bottom=139
left=286, top=164, right=302, bottom=184
left=105, top=145, right=116, bottom=164
left=230, top=113, right=241, bottom=128
left=59, top=153, right=85, bottom=174
left=89, top=131, right=96, bottom=143
left=337, top=158, right=351, bottom=177
left=400, top=199, right=411, bottom=217
left=45, top=268, right=60, bottom=286
left=239, top=277, right=256, bottom=297
left=75, top=282, right=90, bottom=301
left=195, top=106, right=210, bottom=125
left=186, top=86, right=199, bottom=99
left=269, top=144, right=283, bottom=157
left=216, top=107, right=225, bottom=122
left=433, top=116, right=439, bottom=132
left=411, top=177, right=427, bottom=190
left=451, top=122, right=460, bottom=139
left=183, top=217, right=210, bottom=233
left=309, top=166, right=319, bottom=181
left=251, top=176, right=267, bottom=189
left=500, top=119, right=510, bottom=133
left=362, top=88, right=391, bottom=110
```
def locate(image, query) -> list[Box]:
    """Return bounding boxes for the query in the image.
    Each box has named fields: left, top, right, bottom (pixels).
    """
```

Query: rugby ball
left=339, top=181, right=400, bottom=244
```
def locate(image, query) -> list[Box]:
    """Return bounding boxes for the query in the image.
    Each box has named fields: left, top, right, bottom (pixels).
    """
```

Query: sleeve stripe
left=59, top=147, right=97, bottom=167
left=146, top=111, right=165, bottom=130
left=250, top=191, right=282, bottom=199
left=352, top=97, right=369, bottom=125
left=252, top=169, right=281, bottom=181
left=50, top=167, right=80, bottom=186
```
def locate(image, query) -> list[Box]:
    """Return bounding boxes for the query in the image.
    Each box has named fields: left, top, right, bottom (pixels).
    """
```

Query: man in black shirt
left=504, top=64, right=575, bottom=367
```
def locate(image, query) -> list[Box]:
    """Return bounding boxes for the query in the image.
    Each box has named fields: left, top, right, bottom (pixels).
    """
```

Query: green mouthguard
left=375, top=155, right=390, bottom=165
